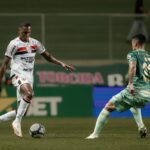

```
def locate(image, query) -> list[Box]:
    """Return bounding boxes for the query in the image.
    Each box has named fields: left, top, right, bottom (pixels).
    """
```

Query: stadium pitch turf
left=0, top=117, right=150, bottom=150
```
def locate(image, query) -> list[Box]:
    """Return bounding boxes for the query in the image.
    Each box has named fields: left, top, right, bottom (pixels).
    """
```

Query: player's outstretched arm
left=41, top=50, right=75, bottom=72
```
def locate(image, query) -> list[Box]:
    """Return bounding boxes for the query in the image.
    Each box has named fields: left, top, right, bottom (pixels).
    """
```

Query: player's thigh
left=109, top=89, right=132, bottom=112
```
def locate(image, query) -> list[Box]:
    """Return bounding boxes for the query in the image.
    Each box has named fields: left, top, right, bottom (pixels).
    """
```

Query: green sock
left=130, top=107, right=144, bottom=128
left=93, top=108, right=110, bottom=135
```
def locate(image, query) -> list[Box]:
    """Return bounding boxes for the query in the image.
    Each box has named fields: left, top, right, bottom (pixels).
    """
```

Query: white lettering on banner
left=108, top=74, right=124, bottom=86
left=37, top=71, right=104, bottom=85
left=27, top=97, right=62, bottom=116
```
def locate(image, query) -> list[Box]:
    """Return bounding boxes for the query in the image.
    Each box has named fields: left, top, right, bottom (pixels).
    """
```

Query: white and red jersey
left=5, top=37, right=45, bottom=80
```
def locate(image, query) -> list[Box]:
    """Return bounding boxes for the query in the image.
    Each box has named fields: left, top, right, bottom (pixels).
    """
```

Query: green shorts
left=110, top=88, right=149, bottom=112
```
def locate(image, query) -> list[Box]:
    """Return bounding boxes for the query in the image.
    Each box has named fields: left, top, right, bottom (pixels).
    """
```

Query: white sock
left=130, top=107, right=144, bottom=128
left=0, top=110, right=16, bottom=122
left=15, top=99, right=29, bottom=123
left=93, top=108, right=110, bottom=135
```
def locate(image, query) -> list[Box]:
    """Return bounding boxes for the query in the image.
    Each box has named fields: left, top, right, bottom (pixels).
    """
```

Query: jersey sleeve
left=36, top=41, right=46, bottom=54
left=5, top=41, right=16, bottom=58
left=127, top=52, right=137, bottom=63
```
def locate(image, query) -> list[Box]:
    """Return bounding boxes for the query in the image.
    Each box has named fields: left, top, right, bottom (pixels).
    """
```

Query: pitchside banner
left=0, top=63, right=130, bottom=117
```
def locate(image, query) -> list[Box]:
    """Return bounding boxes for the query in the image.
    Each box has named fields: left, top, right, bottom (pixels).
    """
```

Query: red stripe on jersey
left=17, top=47, right=27, bottom=52
left=31, top=45, right=38, bottom=49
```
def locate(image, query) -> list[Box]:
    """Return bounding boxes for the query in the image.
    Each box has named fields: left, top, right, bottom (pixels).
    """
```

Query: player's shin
left=93, top=108, right=110, bottom=135
left=130, top=107, right=144, bottom=128
left=12, top=97, right=31, bottom=137
left=16, top=97, right=30, bottom=122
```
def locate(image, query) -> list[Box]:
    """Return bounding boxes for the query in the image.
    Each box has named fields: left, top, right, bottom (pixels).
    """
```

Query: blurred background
left=0, top=0, right=150, bottom=118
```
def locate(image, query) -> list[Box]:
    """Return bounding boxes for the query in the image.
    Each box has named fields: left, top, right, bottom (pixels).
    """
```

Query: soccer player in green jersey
left=86, top=34, right=150, bottom=139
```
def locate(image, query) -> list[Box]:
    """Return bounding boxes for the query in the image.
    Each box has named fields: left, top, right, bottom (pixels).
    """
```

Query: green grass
left=0, top=117, right=150, bottom=150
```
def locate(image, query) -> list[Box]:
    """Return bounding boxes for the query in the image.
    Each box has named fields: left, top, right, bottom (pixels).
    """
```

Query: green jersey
left=110, top=49, right=150, bottom=112
left=127, top=49, right=150, bottom=86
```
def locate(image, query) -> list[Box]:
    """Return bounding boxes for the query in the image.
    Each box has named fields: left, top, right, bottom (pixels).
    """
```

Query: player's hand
left=61, top=63, right=75, bottom=72
left=129, top=83, right=134, bottom=96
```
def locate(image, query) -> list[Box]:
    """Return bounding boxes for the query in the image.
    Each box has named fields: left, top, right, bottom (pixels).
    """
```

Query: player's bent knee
left=23, top=92, right=33, bottom=103
left=105, top=102, right=116, bottom=112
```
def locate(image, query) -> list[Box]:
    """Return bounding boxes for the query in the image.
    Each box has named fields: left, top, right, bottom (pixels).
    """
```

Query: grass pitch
left=0, top=117, right=150, bottom=150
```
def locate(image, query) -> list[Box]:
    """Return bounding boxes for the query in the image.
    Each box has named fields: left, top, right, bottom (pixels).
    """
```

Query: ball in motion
left=29, top=123, right=45, bottom=138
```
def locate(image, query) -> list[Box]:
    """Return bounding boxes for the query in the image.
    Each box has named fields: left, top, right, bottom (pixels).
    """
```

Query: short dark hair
left=132, top=34, right=146, bottom=45
left=19, top=22, right=31, bottom=28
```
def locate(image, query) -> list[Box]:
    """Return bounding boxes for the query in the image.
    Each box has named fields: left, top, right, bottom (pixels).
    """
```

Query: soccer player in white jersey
left=0, top=22, right=75, bottom=137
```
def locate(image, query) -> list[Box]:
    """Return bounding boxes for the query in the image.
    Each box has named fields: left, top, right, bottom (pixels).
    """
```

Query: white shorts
left=11, top=74, right=33, bottom=102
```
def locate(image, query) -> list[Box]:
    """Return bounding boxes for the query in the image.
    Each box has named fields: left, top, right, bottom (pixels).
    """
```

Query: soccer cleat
left=12, top=120, right=23, bottom=137
left=138, top=126, right=147, bottom=138
left=85, top=133, right=99, bottom=139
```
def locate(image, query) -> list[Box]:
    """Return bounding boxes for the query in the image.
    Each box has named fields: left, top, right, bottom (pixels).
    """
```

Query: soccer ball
left=29, top=123, right=45, bottom=138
